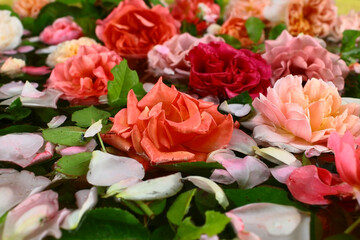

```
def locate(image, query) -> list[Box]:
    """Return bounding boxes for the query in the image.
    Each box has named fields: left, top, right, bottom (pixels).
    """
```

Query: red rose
left=186, top=41, right=272, bottom=99
left=96, top=0, right=180, bottom=58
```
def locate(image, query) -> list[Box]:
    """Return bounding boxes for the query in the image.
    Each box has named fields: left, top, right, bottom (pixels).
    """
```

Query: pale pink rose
left=1, top=190, right=70, bottom=240
left=243, top=75, right=360, bottom=155
left=147, top=33, right=223, bottom=79
left=262, top=30, right=349, bottom=90
left=39, top=17, right=83, bottom=45
left=330, top=10, right=360, bottom=42
left=46, top=44, right=122, bottom=104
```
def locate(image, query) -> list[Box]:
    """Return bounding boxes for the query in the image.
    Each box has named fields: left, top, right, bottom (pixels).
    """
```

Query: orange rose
left=103, top=79, right=234, bottom=165
left=96, top=0, right=180, bottom=58
left=12, top=0, right=53, bottom=18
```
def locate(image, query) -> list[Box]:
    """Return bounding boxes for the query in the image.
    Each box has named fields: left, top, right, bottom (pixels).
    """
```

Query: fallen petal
left=228, top=128, right=257, bottom=155
left=47, top=115, right=67, bottom=128
left=84, top=120, right=103, bottom=138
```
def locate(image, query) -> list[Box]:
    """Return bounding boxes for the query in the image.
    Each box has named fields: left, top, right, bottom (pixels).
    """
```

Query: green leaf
left=150, top=199, right=167, bottom=215
left=176, top=211, right=230, bottom=240
left=151, top=225, right=175, bottom=240
left=21, top=17, right=35, bottom=32
left=74, top=17, right=97, bottom=39
left=217, top=34, right=241, bottom=49
left=245, top=17, right=265, bottom=43
left=0, top=125, right=39, bottom=136
left=0, top=5, right=20, bottom=18
left=227, top=91, right=253, bottom=105
left=61, top=208, right=149, bottom=240
left=107, top=60, right=146, bottom=107
left=42, top=126, right=89, bottom=146
left=167, top=189, right=197, bottom=225
left=0, top=98, right=31, bottom=121
left=325, top=234, right=358, bottom=240
left=341, top=30, right=360, bottom=52
left=56, top=152, right=92, bottom=176
left=71, top=106, right=111, bottom=128
left=34, top=108, right=59, bottom=123
left=158, top=162, right=223, bottom=174
left=269, top=24, right=287, bottom=40
left=224, top=186, right=307, bottom=210
left=0, top=211, right=7, bottom=224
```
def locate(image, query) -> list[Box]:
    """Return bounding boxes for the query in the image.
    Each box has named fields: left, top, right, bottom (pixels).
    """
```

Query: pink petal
left=47, top=115, right=67, bottom=128
left=228, top=128, right=257, bottom=155
left=57, top=139, right=97, bottom=156
left=270, top=165, right=298, bottom=184
left=17, top=46, right=35, bottom=53
left=22, top=66, right=52, bottom=76
left=210, top=169, right=236, bottom=185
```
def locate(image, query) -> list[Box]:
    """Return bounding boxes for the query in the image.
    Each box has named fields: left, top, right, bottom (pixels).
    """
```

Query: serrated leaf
left=61, top=208, right=149, bottom=240
left=245, top=17, right=265, bottom=43
left=176, top=211, right=230, bottom=240
left=71, top=106, right=110, bottom=128
left=224, top=186, right=307, bottom=210
left=167, top=189, right=197, bottom=226
left=107, top=60, right=146, bottom=107
left=42, top=126, right=89, bottom=146
left=56, top=152, right=92, bottom=176
left=269, top=24, right=287, bottom=40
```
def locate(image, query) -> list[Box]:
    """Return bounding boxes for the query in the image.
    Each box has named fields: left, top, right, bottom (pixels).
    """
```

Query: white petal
left=184, top=176, right=229, bottom=209
left=106, top=177, right=142, bottom=197
left=0, top=170, right=51, bottom=217
left=227, top=203, right=310, bottom=240
left=84, top=120, right=102, bottom=138
left=0, top=81, right=38, bottom=99
left=21, top=81, right=45, bottom=98
left=61, top=187, right=98, bottom=230
left=254, top=146, right=300, bottom=166
left=228, top=104, right=252, bottom=117
left=228, top=128, right=257, bottom=155
left=207, top=149, right=236, bottom=163
left=116, top=172, right=183, bottom=201
left=87, top=151, right=145, bottom=187
left=47, top=115, right=67, bottom=128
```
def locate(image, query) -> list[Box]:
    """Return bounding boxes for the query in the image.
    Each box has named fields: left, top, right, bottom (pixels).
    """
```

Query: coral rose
left=0, top=10, right=23, bottom=52
left=262, top=30, right=349, bottom=90
left=147, top=33, right=223, bottom=80
left=243, top=75, right=360, bottom=156
left=46, top=44, right=122, bottom=104
left=187, top=41, right=272, bottom=100
left=96, top=0, right=180, bottom=58
left=224, top=0, right=270, bottom=20
left=103, top=79, right=234, bottom=165
left=13, top=0, right=53, bottom=18
left=39, top=17, right=83, bottom=45
left=46, top=37, right=98, bottom=68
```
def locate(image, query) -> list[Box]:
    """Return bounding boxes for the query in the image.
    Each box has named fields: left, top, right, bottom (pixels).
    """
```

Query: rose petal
left=228, top=128, right=257, bottom=155
left=270, top=165, right=298, bottom=184
left=47, top=115, right=67, bottom=128
left=57, top=139, right=97, bottom=156
left=254, top=146, right=301, bottom=166
left=84, top=120, right=103, bottom=138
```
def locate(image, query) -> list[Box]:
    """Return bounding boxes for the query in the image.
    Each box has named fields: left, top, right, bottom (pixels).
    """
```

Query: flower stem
left=135, top=200, right=154, bottom=219
left=345, top=216, right=360, bottom=234
left=97, top=132, right=107, bottom=153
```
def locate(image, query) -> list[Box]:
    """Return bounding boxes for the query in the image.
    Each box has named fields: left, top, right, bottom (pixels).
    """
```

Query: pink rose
left=46, top=44, right=122, bottom=104
left=40, top=17, right=83, bottom=45
left=262, top=30, right=349, bottom=90
left=147, top=33, right=223, bottom=80
left=330, top=11, right=360, bottom=42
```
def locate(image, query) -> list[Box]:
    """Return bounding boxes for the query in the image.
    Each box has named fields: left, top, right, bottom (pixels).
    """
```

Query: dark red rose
left=186, top=41, right=272, bottom=99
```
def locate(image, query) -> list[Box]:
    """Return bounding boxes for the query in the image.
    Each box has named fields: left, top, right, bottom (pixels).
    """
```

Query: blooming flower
left=262, top=30, right=349, bottom=90
left=103, top=79, right=234, bottom=165
left=96, top=0, right=180, bottom=58
left=329, top=10, right=360, bottom=42
left=39, top=17, right=83, bottom=45
left=46, top=44, right=122, bottom=105
left=46, top=37, right=98, bottom=68
left=0, top=57, right=25, bottom=77
left=187, top=41, right=272, bottom=100
left=0, top=10, right=23, bottom=52
left=12, top=0, right=53, bottom=18
left=224, top=0, right=270, bottom=20
left=147, top=33, right=223, bottom=80
left=243, top=75, right=360, bottom=155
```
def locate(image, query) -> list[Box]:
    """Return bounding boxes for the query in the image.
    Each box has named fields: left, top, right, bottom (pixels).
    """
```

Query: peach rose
left=286, top=0, right=337, bottom=37
left=96, top=0, right=180, bottom=58
left=220, top=17, right=264, bottom=47
left=39, top=17, right=83, bottom=45
left=103, top=79, right=234, bottom=165
left=46, top=44, right=122, bottom=104
left=13, top=0, right=53, bottom=18
left=243, top=75, right=360, bottom=156
left=147, top=33, right=223, bottom=79
left=262, top=30, right=349, bottom=90
left=330, top=10, right=360, bottom=42
left=46, top=37, right=98, bottom=68
left=224, top=0, right=270, bottom=20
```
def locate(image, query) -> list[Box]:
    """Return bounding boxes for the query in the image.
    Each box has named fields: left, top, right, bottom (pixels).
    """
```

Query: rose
left=0, top=10, right=23, bottom=52
left=330, top=11, right=360, bottom=42
left=1, top=190, right=70, bottom=240
left=96, top=0, right=180, bottom=58
left=243, top=75, right=360, bottom=156
left=12, top=0, right=53, bottom=18
left=224, top=0, right=270, bottom=20
left=46, top=37, right=98, bottom=68
left=147, top=33, right=223, bottom=79
left=39, top=17, right=83, bottom=45
left=46, top=44, right=122, bottom=104
left=0, top=57, right=25, bottom=77
left=102, top=79, right=234, bottom=166
left=262, top=30, right=349, bottom=90
left=186, top=41, right=272, bottom=100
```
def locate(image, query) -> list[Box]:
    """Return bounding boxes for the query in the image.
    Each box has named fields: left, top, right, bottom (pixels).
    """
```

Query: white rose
left=263, top=0, right=290, bottom=23
left=0, top=57, right=25, bottom=77
left=0, top=10, right=23, bottom=52
left=46, top=37, right=98, bottom=67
